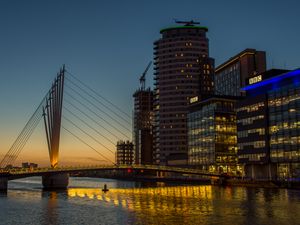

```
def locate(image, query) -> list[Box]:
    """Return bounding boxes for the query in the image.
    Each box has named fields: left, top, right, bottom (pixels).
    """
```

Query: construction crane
left=174, top=19, right=200, bottom=26
left=139, top=61, right=152, bottom=90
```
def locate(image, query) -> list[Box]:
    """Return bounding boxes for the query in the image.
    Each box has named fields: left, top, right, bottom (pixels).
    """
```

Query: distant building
left=215, top=49, right=266, bottom=96
left=22, top=162, right=29, bottom=168
left=188, top=96, right=242, bottom=174
left=133, top=88, right=154, bottom=165
left=153, top=22, right=215, bottom=165
left=115, top=140, right=134, bottom=165
left=22, top=162, right=38, bottom=169
left=237, top=69, right=300, bottom=180
left=4, top=164, right=13, bottom=169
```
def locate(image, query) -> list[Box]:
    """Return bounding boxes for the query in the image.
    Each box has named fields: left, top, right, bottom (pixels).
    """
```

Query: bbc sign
left=249, top=75, right=262, bottom=84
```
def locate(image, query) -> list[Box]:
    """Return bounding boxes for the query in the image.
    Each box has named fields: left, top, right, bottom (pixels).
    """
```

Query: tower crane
left=139, top=61, right=152, bottom=90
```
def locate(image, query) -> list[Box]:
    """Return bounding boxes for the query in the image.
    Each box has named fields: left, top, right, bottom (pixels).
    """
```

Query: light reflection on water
left=68, top=185, right=213, bottom=212
left=1, top=177, right=300, bottom=225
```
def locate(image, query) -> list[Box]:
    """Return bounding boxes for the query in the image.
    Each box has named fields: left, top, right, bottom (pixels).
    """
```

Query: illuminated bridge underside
left=4, top=165, right=224, bottom=178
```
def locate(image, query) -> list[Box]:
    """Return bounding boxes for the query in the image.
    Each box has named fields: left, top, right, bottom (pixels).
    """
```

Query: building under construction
left=116, top=140, right=134, bottom=165
left=132, top=62, right=154, bottom=165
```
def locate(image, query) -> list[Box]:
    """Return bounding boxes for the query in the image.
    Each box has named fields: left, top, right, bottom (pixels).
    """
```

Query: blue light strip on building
left=242, top=69, right=300, bottom=91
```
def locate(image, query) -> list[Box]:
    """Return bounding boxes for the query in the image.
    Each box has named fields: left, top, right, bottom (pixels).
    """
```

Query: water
left=0, top=177, right=300, bottom=225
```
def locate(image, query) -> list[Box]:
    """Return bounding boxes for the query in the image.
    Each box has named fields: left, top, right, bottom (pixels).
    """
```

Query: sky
left=0, top=0, right=299, bottom=167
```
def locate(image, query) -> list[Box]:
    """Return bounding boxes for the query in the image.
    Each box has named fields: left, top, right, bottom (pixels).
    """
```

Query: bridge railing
left=1, top=164, right=223, bottom=177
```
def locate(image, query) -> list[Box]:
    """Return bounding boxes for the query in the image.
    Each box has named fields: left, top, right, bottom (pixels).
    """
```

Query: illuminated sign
left=190, top=96, right=198, bottom=104
left=242, top=69, right=300, bottom=91
left=249, top=75, right=262, bottom=84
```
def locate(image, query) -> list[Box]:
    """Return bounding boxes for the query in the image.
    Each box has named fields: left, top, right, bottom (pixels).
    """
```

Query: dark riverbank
left=225, top=179, right=300, bottom=189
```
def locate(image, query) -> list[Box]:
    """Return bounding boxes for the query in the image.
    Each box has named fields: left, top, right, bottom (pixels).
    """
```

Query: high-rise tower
left=153, top=21, right=214, bottom=165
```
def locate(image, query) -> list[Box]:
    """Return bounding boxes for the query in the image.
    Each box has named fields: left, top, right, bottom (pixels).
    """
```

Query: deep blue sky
left=0, top=0, right=299, bottom=164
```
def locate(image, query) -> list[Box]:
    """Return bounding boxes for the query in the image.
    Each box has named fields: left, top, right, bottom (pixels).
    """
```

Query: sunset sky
left=0, top=0, right=299, bottom=167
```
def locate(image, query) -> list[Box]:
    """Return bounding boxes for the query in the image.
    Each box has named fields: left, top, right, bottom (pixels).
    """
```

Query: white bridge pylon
left=42, top=66, right=65, bottom=168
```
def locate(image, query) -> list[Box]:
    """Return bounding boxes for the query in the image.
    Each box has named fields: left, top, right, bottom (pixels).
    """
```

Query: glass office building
left=268, top=83, right=300, bottom=178
left=238, top=69, right=300, bottom=179
left=188, top=96, right=241, bottom=174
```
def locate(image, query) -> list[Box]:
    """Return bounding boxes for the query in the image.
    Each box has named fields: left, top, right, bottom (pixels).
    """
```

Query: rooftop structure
left=215, top=49, right=266, bottom=96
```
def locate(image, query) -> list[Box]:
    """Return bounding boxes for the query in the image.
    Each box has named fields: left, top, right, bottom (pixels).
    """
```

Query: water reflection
left=68, top=185, right=213, bottom=225
left=2, top=177, right=300, bottom=225
left=42, top=192, right=59, bottom=225
left=65, top=185, right=300, bottom=225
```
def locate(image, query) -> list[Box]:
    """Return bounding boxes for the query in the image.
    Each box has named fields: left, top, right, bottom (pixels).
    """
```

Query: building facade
left=215, top=49, right=266, bottom=96
left=133, top=88, right=154, bottom=165
left=237, top=69, right=300, bottom=180
left=188, top=96, right=241, bottom=174
left=115, top=140, right=134, bottom=165
left=153, top=23, right=214, bottom=165
left=237, top=94, right=271, bottom=178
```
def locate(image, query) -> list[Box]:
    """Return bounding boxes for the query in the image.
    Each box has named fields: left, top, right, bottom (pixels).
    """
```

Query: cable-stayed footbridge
left=0, top=66, right=225, bottom=191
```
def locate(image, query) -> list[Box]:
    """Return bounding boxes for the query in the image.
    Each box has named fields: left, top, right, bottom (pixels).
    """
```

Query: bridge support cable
left=0, top=96, right=46, bottom=168
left=63, top=107, right=117, bottom=147
left=63, top=101, right=123, bottom=140
left=43, top=66, right=65, bottom=168
left=65, top=70, right=131, bottom=120
left=63, top=117, right=115, bottom=155
left=0, top=66, right=66, bottom=169
left=1, top=65, right=133, bottom=169
left=65, top=84, right=131, bottom=134
left=65, top=76, right=131, bottom=127
left=62, top=126, right=115, bottom=165
left=64, top=93, right=130, bottom=140
left=7, top=111, right=42, bottom=165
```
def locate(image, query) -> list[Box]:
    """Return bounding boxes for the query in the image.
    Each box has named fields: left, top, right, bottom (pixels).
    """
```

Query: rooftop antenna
left=174, top=19, right=200, bottom=26
left=139, top=61, right=152, bottom=90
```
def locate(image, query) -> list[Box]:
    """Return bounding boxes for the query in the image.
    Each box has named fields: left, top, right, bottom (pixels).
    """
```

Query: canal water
left=0, top=177, right=300, bottom=225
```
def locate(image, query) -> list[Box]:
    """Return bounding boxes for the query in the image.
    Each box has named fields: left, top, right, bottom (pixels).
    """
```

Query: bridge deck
left=0, top=165, right=224, bottom=178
